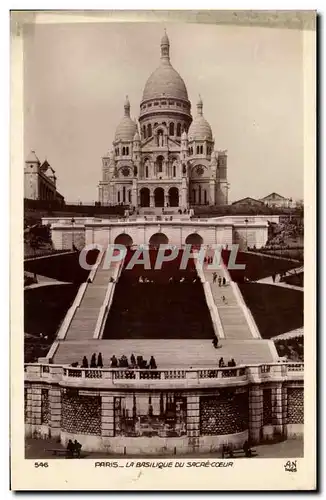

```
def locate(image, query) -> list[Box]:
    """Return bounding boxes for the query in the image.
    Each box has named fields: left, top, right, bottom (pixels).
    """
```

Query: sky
left=23, top=22, right=304, bottom=203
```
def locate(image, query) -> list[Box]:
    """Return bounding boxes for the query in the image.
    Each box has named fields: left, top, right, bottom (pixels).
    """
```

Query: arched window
left=192, top=189, right=196, bottom=203
left=128, top=190, right=131, bottom=203
left=143, top=126, right=147, bottom=139
left=169, top=122, right=174, bottom=136
left=198, top=185, right=202, bottom=204
left=123, top=186, right=126, bottom=202
left=145, top=165, right=149, bottom=178
left=127, top=147, right=129, bottom=155
left=122, top=147, right=125, bottom=155
left=117, top=191, right=120, bottom=203
left=157, top=155, right=164, bottom=173
left=204, top=189, right=207, bottom=204
left=200, top=145, right=203, bottom=154
left=173, top=164, right=176, bottom=177
left=147, top=123, right=152, bottom=137
left=176, top=123, right=181, bottom=137
left=196, top=146, right=200, bottom=155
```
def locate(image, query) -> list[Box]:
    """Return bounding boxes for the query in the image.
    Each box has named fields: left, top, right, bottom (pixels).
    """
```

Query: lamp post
left=71, top=217, right=75, bottom=250
left=244, top=218, right=249, bottom=251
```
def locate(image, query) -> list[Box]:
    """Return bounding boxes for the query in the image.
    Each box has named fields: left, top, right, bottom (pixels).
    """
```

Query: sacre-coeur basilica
left=98, top=31, right=228, bottom=209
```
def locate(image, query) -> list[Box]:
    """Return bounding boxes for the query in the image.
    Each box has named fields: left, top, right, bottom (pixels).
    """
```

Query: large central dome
left=142, top=32, right=188, bottom=102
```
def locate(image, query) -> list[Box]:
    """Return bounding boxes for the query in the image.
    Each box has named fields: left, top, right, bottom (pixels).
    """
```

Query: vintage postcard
left=10, top=10, right=316, bottom=490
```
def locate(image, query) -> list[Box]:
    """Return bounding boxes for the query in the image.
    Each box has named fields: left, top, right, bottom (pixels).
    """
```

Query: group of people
left=218, top=357, right=236, bottom=368
left=212, top=273, right=228, bottom=286
left=66, top=439, right=82, bottom=458
left=71, top=353, right=158, bottom=370
left=110, top=354, right=157, bottom=370
left=70, top=353, right=104, bottom=369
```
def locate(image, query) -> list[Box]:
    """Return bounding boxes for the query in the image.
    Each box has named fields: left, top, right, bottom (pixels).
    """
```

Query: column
left=187, top=395, right=200, bottom=452
left=150, top=193, right=154, bottom=208
left=272, top=383, right=285, bottom=438
left=248, top=384, right=263, bottom=444
left=181, top=178, right=187, bottom=208
left=49, top=387, right=62, bottom=439
left=132, top=181, right=137, bottom=208
left=209, top=180, right=215, bottom=205
left=165, top=193, right=169, bottom=207
left=101, top=394, right=114, bottom=438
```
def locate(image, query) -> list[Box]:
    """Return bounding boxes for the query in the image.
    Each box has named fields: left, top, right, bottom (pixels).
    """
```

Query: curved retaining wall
left=25, top=362, right=303, bottom=455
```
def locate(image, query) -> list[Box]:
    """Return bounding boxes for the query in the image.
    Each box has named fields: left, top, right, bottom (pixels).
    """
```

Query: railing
left=24, top=362, right=304, bottom=384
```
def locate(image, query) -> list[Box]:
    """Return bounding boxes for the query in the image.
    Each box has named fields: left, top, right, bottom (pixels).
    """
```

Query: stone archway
left=185, top=233, right=203, bottom=246
left=154, top=187, right=165, bottom=207
left=114, top=233, right=133, bottom=247
left=149, top=232, right=169, bottom=247
left=168, top=187, right=179, bottom=207
left=140, top=188, right=150, bottom=207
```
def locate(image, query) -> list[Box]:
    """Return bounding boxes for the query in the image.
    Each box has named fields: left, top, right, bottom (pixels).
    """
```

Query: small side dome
left=115, top=118, right=137, bottom=142
left=114, top=96, right=137, bottom=142
left=188, top=96, right=213, bottom=141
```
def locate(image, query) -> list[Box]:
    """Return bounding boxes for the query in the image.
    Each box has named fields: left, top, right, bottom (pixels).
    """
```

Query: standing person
left=81, top=356, right=88, bottom=368
left=222, top=277, right=226, bottom=286
left=110, top=355, right=118, bottom=368
left=222, top=295, right=226, bottom=304
left=212, top=337, right=218, bottom=349
left=149, top=356, right=157, bottom=369
left=219, top=357, right=225, bottom=368
left=66, top=439, right=74, bottom=458
left=213, top=272, right=217, bottom=284
left=218, top=276, right=222, bottom=287
left=130, top=353, right=136, bottom=367
left=97, top=352, right=103, bottom=368
left=74, top=440, right=82, bottom=458
left=90, top=353, right=96, bottom=368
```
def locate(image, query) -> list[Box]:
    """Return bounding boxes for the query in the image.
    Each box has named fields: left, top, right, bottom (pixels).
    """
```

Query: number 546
left=34, top=462, right=49, bottom=468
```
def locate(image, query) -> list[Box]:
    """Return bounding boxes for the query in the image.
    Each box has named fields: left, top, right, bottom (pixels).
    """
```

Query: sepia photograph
left=10, top=9, right=316, bottom=491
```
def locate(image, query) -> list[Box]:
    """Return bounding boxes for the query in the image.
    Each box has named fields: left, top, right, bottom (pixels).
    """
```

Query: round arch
left=185, top=233, right=203, bottom=246
left=114, top=233, right=133, bottom=247
left=154, top=187, right=165, bottom=207
left=168, top=187, right=179, bottom=207
left=149, top=232, right=169, bottom=247
left=140, top=187, right=150, bottom=207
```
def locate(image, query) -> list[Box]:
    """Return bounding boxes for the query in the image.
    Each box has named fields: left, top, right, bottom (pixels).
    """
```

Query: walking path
left=25, top=437, right=303, bottom=459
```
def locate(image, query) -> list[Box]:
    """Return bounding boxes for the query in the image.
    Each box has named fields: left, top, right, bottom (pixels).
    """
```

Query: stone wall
left=24, top=374, right=304, bottom=454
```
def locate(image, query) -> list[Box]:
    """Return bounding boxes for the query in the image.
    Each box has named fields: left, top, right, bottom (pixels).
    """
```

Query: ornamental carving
left=195, top=165, right=204, bottom=176
left=121, top=167, right=130, bottom=177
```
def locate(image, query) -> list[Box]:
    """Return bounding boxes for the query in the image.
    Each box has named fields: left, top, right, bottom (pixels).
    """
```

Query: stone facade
left=98, top=32, right=228, bottom=209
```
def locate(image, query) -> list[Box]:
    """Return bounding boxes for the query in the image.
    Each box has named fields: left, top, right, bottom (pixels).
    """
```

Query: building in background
left=98, top=32, right=228, bottom=209
left=24, top=150, right=64, bottom=203
left=232, top=197, right=265, bottom=208
left=260, top=192, right=291, bottom=208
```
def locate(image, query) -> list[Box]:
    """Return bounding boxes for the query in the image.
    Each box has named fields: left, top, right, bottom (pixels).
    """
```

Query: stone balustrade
left=25, top=362, right=303, bottom=388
